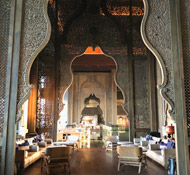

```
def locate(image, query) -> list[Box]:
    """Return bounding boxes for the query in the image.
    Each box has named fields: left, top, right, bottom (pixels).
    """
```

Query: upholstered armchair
left=41, top=146, right=72, bottom=174
left=117, top=146, right=145, bottom=174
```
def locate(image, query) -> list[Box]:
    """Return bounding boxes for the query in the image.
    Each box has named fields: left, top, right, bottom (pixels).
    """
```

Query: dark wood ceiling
left=72, top=54, right=116, bottom=72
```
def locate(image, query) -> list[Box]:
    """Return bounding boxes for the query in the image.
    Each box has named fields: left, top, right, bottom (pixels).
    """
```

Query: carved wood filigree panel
left=134, top=59, right=150, bottom=129
left=141, top=0, right=175, bottom=118
left=0, top=0, right=13, bottom=137
left=17, top=0, right=51, bottom=122
left=180, top=0, right=190, bottom=135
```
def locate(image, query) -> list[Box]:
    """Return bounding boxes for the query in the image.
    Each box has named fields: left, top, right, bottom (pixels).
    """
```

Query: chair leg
left=111, top=143, right=113, bottom=151
left=138, top=163, right=142, bottom=174
left=145, top=156, right=147, bottom=167
left=41, top=158, right=49, bottom=175
left=106, top=143, right=110, bottom=151
left=76, top=143, right=79, bottom=151
left=68, top=162, right=71, bottom=175
left=118, top=159, right=121, bottom=172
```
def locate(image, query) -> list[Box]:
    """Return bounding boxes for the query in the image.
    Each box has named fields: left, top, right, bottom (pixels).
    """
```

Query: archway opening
left=16, top=0, right=169, bottom=145
left=57, top=46, right=129, bottom=147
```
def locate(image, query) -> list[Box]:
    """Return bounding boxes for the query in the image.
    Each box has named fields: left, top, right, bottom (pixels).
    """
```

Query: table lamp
left=166, top=124, right=175, bottom=140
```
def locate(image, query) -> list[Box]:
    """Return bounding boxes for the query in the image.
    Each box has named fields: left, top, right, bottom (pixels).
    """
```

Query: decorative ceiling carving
left=54, top=0, right=146, bottom=114
left=17, top=0, right=176, bottom=123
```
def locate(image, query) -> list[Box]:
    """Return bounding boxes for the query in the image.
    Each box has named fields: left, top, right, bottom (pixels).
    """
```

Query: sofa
left=145, top=144, right=176, bottom=168
left=15, top=138, right=52, bottom=174
left=133, top=137, right=176, bottom=168
left=15, top=145, right=45, bottom=174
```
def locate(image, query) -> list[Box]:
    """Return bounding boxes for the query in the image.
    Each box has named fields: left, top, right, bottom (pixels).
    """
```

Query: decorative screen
left=36, top=56, right=55, bottom=138
left=180, top=0, right=190, bottom=136
left=0, top=0, right=13, bottom=171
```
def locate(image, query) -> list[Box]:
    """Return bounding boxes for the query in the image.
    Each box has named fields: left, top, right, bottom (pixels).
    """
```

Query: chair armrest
left=118, top=156, right=140, bottom=161
left=15, top=150, right=26, bottom=162
left=163, top=149, right=176, bottom=167
left=140, top=141, right=149, bottom=146
left=133, top=138, right=140, bottom=144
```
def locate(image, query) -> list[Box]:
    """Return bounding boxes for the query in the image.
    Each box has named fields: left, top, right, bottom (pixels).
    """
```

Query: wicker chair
left=117, top=146, right=145, bottom=174
left=41, top=146, right=72, bottom=174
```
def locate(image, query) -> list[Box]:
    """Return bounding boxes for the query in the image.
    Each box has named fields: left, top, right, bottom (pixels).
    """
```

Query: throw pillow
left=167, top=140, right=175, bottom=149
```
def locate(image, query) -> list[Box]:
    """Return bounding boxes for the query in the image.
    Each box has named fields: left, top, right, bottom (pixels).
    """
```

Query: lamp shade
left=166, top=125, right=175, bottom=134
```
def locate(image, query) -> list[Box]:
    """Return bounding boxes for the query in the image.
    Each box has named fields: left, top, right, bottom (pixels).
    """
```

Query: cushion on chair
left=117, top=146, right=143, bottom=163
left=133, top=138, right=141, bottom=146
left=66, top=136, right=79, bottom=143
left=149, top=144, right=160, bottom=150
left=38, top=141, right=47, bottom=147
left=140, top=140, right=149, bottom=146
left=152, top=136, right=161, bottom=143
left=29, top=145, right=39, bottom=152
left=45, top=139, right=53, bottom=144
left=121, top=144, right=137, bottom=147
left=117, top=146, right=142, bottom=157
left=167, top=140, right=175, bottom=149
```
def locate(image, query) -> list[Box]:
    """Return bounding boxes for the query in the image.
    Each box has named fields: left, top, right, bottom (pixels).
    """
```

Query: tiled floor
left=23, top=147, right=168, bottom=175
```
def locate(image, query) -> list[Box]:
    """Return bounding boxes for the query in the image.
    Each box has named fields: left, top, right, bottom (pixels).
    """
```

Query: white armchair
left=117, top=146, right=145, bottom=174
left=66, top=135, right=79, bottom=151
left=105, top=136, right=119, bottom=151
left=133, top=138, right=140, bottom=146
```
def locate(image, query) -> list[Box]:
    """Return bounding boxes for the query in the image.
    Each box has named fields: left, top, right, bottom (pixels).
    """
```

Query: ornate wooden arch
left=141, top=0, right=175, bottom=118
left=16, top=0, right=51, bottom=122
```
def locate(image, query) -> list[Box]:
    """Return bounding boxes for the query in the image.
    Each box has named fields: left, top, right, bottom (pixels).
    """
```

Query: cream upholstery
left=117, top=146, right=145, bottom=174
left=66, top=135, right=79, bottom=151
left=133, top=138, right=140, bottom=146
left=15, top=147, right=46, bottom=174
left=29, top=145, right=39, bottom=152
left=38, top=141, right=47, bottom=147
left=44, top=138, right=53, bottom=144
left=105, top=136, right=119, bottom=151
left=146, top=148, right=176, bottom=167
left=41, top=146, right=72, bottom=174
